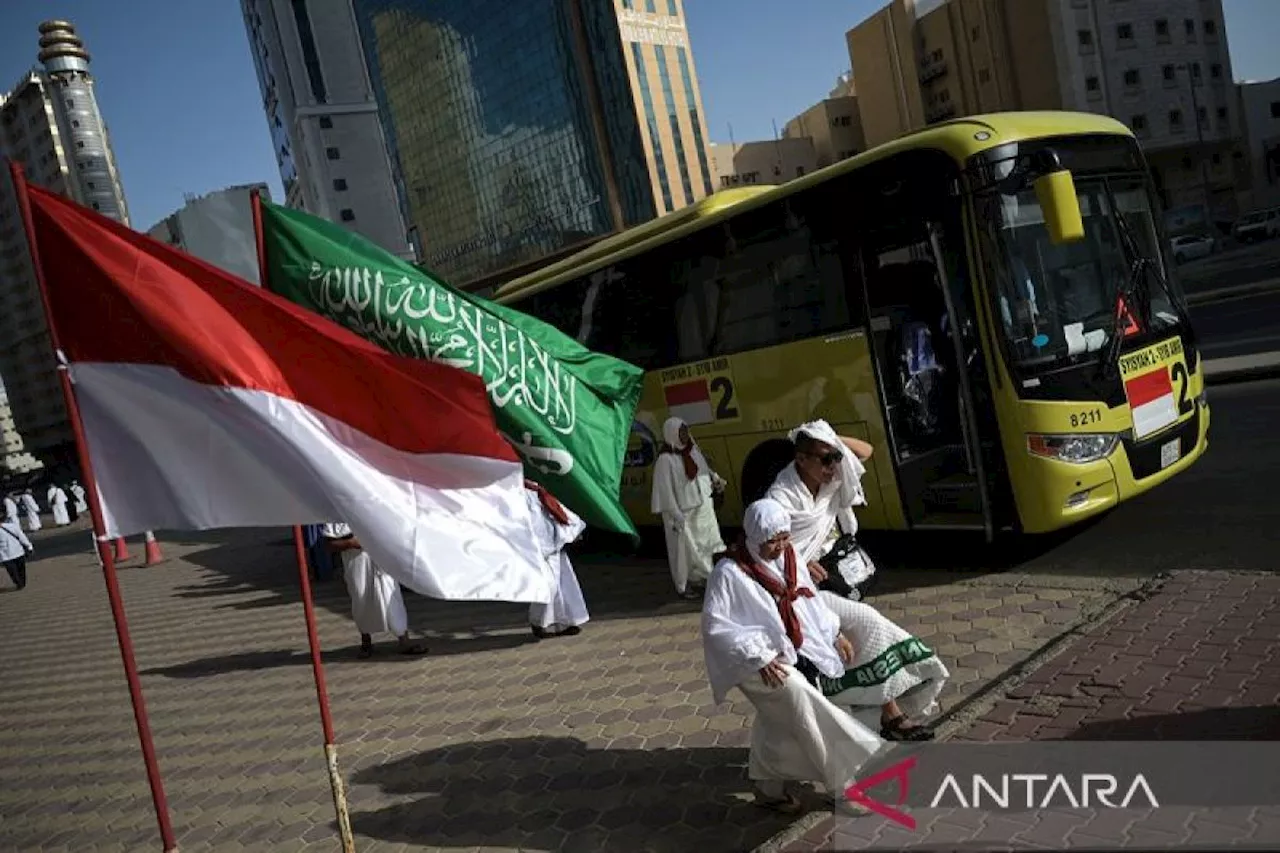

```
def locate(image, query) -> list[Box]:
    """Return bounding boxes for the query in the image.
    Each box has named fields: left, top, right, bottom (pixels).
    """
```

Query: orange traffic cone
left=143, top=530, right=163, bottom=566
left=113, top=537, right=129, bottom=561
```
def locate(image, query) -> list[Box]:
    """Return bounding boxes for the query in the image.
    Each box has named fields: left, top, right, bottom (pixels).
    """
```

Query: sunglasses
left=803, top=450, right=843, bottom=467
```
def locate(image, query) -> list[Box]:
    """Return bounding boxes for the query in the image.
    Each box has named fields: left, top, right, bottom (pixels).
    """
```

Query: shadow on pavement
left=345, top=736, right=790, bottom=852
left=1062, top=705, right=1280, bottom=740
left=140, top=632, right=538, bottom=678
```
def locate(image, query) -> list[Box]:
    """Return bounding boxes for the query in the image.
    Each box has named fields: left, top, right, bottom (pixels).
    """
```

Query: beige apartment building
left=783, top=73, right=867, bottom=169
left=846, top=0, right=1243, bottom=222
left=709, top=137, right=818, bottom=190
left=1, top=21, right=130, bottom=477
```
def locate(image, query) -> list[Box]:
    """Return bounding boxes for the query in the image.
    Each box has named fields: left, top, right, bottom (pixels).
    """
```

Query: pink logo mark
left=844, top=755, right=918, bottom=829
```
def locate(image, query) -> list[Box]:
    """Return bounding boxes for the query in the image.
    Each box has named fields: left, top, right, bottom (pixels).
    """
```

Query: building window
left=333, top=178, right=348, bottom=191
left=1163, top=64, right=1177, bottom=86
left=87, top=181, right=95, bottom=189
left=1077, top=30, right=1093, bottom=50
left=1155, top=19, right=1170, bottom=41
left=1197, top=106, right=1208, bottom=126
left=318, top=115, right=333, bottom=129
left=290, top=0, right=328, bottom=104
left=1123, top=69, right=1140, bottom=87
left=1191, top=62, right=1202, bottom=83
left=339, top=208, right=355, bottom=222
left=796, top=166, right=806, bottom=177
left=1131, top=114, right=1147, bottom=133
left=677, top=47, right=715, bottom=197
left=645, top=0, right=656, bottom=12
left=667, top=0, right=678, bottom=13
left=326, top=146, right=340, bottom=160
left=1272, top=101, right=1280, bottom=119
left=632, top=43, right=674, bottom=212
left=76, top=141, right=84, bottom=149
left=1086, top=76, right=1100, bottom=92
left=1169, top=108, right=1184, bottom=130
left=91, top=202, right=99, bottom=210
left=65, top=99, right=73, bottom=109
left=1116, top=23, right=1134, bottom=44
left=971, top=25, right=980, bottom=41
left=1184, top=18, right=1196, bottom=39
left=1203, top=19, right=1217, bottom=38
left=1216, top=106, right=1229, bottom=124
left=655, top=45, right=694, bottom=206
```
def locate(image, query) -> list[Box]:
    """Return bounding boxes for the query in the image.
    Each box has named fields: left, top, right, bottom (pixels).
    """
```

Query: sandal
left=398, top=642, right=428, bottom=655
left=752, top=784, right=804, bottom=815
left=357, top=645, right=374, bottom=659
left=881, top=714, right=934, bottom=742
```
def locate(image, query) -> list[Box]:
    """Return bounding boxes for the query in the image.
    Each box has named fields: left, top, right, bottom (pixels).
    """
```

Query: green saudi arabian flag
left=258, top=200, right=644, bottom=539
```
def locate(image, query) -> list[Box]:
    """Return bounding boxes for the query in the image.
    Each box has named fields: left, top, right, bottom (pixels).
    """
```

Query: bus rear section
left=966, top=133, right=1209, bottom=534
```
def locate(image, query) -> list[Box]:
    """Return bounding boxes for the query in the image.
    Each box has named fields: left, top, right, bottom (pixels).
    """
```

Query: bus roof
left=496, top=111, right=1134, bottom=302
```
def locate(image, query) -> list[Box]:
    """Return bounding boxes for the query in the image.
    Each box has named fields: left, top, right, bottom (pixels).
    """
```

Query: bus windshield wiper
left=1097, top=182, right=1192, bottom=378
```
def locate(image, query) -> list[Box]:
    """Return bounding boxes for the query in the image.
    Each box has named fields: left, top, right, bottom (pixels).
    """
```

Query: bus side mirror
left=1034, top=170, right=1085, bottom=244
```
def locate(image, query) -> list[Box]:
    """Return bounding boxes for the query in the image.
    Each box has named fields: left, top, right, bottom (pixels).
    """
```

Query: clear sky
left=1, top=0, right=1277, bottom=232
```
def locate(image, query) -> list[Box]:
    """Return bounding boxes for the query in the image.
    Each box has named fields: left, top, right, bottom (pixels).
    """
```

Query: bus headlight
left=1027, top=433, right=1120, bottom=463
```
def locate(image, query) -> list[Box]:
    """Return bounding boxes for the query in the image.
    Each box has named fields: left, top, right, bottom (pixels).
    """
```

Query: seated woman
left=766, top=419, right=949, bottom=741
left=702, top=499, right=886, bottom=815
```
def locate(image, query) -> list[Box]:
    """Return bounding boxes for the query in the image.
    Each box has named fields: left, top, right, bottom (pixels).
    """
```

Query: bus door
left=859, top=220, right=996, bottom=538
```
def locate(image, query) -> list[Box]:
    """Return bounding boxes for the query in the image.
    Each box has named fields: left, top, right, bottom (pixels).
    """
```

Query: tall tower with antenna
left=36, top=19, right=130, bottom=225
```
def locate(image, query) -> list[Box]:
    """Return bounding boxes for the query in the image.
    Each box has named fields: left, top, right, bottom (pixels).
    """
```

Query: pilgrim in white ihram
left=768, top=419, right=948, bottom=741
left=20, top=491, right=41, bottom=532
left=702, top=499, right=888, bottom=815
left=3, top=494, right=18, bottom=526
left=651, top=416, right=726, bottom=598
left=50, top=486, right=71, bottom=527
left=70, top=481, right=88, bottom=514
left=322, top=522, right=426, bottom=658
left=524, top=480, right=590, bottom=639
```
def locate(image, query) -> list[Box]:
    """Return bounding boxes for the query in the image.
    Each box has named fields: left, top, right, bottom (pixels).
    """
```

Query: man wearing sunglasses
left=767, top=419, right=947, bottom=741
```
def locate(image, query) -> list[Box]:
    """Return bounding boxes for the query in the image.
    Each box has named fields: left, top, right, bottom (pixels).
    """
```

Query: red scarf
left=662, top=442, right=700, bottom=481
left=726, top=542, right=812, bottom=650
left=524, top=480, right=569, bottom=525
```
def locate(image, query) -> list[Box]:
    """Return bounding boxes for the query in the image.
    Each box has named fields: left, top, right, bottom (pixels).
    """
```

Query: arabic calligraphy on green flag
left=257, top=200, right=644, bottom=539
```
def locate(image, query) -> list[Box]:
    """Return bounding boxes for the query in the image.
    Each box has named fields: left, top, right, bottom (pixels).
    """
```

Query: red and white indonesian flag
left=1125, top=367, right=1178, bottom=440
left=23, top=184, right=551, bottom=604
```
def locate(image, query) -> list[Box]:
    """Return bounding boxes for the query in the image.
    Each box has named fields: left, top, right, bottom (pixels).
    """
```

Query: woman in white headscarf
left=651, top=416, right=726, bottom=598
left=768, top=420, right=949, bottom=741
left=703, top=499, right=886, bottom=815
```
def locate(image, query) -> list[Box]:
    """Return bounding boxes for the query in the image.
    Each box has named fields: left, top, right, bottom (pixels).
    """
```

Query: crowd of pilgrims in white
left=2, top=418, right=947, bottom=815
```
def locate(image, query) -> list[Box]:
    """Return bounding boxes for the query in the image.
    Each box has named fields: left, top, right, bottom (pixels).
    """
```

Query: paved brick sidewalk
left=782, top=571, right=1280, bottom=852
left=1, top=523, right=1119, bottom=852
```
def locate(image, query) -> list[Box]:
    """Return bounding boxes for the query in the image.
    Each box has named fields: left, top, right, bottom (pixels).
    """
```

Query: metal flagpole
left=252, top=189, right=356, bottom=853
left=8, top=160, right=179, bottom=851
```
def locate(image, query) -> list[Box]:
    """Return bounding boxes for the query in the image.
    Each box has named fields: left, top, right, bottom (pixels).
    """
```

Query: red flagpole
left=8, top=161, right=178, bottom=851
left=253, top=189, right=355, bottom=851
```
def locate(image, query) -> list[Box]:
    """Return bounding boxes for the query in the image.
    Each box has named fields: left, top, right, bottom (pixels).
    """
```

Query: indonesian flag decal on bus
left=663, top=378, right=715, bottom=425
left=1125, top=367, right=1178, bottom=439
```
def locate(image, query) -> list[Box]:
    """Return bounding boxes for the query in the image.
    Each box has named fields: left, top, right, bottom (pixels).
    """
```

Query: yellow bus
left=496, top=112, right=1208, bottom=539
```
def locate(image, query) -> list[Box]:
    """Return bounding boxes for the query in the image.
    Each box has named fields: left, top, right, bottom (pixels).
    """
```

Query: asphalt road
left=1191, top=289, right=1280, bottom=360
left=861, top=376, right=1280, bottom=583
left=1179, top=239, right=1280, bottom=294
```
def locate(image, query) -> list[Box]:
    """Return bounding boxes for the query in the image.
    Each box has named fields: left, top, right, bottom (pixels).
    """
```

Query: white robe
left=702, top=551, right=885, bottom=793
left=2, top=497, right=17, bottom=525
left=651, top=420, right=726, bottom=593
left=51, top=489, right=71, bottom=526
left=524, top=489, right=590, bottom=630
left=765, top=419, right=868, bottom=571
left=768, top=422, right=946, bottom=722
left=20, top=495, right=41, bottom=532
left=46, top=486, right=57, bottom=511
left=70, top=485, right=88, bottom=514
left=322, top=522, right=407, bottom=637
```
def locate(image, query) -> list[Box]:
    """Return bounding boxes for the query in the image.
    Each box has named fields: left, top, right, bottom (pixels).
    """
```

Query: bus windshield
left=976, top=175, right=1180, bottom=371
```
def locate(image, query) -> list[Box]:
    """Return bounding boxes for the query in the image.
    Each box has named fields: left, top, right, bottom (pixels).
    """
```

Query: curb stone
left=749, top=572, right=1170, bottom=853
